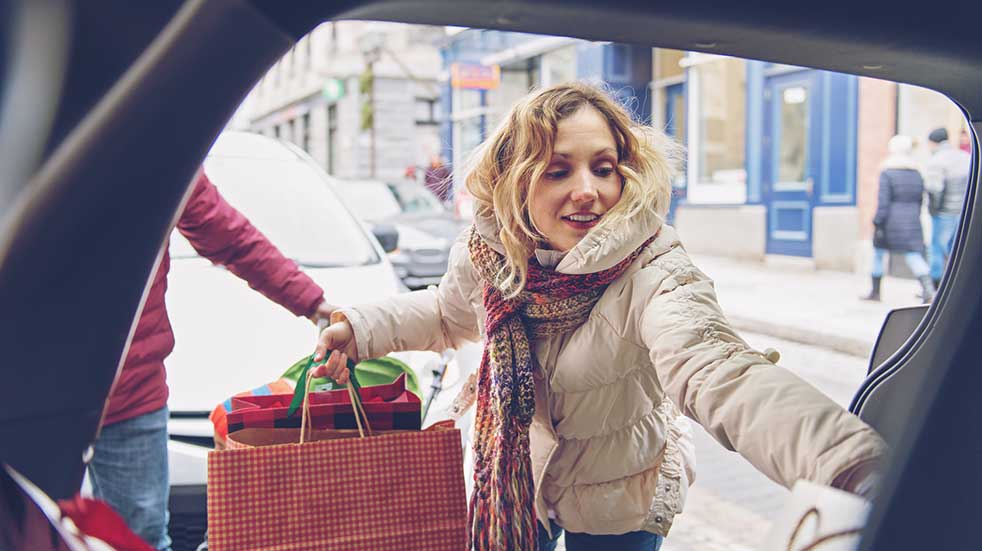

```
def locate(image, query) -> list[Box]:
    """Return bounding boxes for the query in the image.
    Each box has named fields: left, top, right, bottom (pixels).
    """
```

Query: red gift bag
left=207, top=372, right=467, bottom=551
left=226, top=373, right=421, bottom=434
left=209, top=378, right=294, bottom=447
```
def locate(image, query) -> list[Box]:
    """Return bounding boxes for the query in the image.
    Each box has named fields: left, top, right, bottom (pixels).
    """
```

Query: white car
left=163, top=131, right=440, bottom=549
left=334, top=179, right=469, bottom=290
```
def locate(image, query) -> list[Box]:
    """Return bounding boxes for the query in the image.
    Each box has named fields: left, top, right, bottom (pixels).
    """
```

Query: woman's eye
left=546, top=170, right=568, bottom=180
left=594, top=167, right=615, bottom=177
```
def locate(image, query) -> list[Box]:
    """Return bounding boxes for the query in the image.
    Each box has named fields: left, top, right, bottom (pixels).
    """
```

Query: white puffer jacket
left=338, top=209, right=885, bottom=536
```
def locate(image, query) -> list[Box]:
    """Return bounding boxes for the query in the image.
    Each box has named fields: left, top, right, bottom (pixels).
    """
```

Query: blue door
left=763, top=71, right=821, bottom=257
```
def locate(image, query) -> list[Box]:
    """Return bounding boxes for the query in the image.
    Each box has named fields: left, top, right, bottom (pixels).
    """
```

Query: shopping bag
left=761, top=480, right=871, bottom=551
left=207, top=363, right=467, bottom=551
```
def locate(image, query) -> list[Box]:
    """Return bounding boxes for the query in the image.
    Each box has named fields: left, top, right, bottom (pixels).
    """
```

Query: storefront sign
left=450, top=63, right=500, bottom=90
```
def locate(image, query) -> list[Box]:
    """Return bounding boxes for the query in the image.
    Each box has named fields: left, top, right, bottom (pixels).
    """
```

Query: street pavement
left=689, top=253, right=929, bottom=358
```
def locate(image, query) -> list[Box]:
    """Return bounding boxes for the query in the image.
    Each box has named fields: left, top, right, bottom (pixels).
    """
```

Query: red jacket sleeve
left=177, top=172, right=325, bottom=318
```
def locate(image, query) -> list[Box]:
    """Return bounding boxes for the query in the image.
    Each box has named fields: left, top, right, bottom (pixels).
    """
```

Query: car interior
left=0, top=1, right=979, bottom=549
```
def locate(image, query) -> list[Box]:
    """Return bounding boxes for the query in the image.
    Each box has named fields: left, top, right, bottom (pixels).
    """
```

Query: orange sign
left=450, top=63, right=500, bottom=90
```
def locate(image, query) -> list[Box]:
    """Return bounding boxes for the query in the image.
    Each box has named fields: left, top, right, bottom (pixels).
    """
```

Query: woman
left=314, top=83, right=885, bottom=551
left=863, top=135, right=935, bottom=303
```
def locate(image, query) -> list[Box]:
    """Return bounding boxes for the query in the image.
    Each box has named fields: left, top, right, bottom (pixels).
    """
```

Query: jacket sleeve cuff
left=294, top=286, right=325, bottom=318
left=331, top=308, right=373, bottom=361
left=821, top=430, right=888, bottom=490
left=830, top=457, right=882, bottom=498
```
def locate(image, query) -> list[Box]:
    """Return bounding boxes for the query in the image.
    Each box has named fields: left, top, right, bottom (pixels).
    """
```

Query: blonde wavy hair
left=464, top=81, right=680, bottom=296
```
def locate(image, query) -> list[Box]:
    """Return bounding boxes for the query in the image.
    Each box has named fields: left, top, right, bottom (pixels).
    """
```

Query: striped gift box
left=226, top=373, right=421, bottom=434
left=209, top=379, right=294, bottom=444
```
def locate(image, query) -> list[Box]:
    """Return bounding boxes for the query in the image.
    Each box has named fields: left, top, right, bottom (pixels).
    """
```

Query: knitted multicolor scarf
left=466, top=227, right=652, bottom=550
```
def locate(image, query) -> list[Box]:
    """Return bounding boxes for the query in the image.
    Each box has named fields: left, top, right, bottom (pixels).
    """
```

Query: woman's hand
left=311, top=320, right=359, bottom=384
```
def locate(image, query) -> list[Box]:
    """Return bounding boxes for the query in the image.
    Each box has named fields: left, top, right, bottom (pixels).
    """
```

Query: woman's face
left=529, top=105, right=622, bottom=252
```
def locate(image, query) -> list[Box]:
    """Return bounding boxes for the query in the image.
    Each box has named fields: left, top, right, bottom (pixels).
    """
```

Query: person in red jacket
left=86, top=170, right=334, bottom=551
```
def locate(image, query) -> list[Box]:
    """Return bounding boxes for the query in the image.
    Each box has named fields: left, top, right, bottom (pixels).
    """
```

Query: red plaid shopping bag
left=207, top=358, right=467, bottom=551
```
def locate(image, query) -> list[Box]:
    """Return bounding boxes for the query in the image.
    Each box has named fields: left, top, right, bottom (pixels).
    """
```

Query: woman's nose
left=570, top=171, right=599, bottom=203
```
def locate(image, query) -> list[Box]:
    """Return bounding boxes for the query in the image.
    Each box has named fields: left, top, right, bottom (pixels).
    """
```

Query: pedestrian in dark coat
left=863, top=135, right=935, bottom=302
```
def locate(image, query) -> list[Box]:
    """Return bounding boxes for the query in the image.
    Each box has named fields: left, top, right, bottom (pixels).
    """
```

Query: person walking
left=924, top=127, right=971, bottom=288
left=863, top=135, right=934, bottom=303
left=958, top=127, right=971, bottom=153
left=424, top=154, right=454, bottom=202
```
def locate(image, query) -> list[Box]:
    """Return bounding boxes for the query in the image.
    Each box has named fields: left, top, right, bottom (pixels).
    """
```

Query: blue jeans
left=537, top=519, right=664, bottom=551
left=871, top=248, right=929, bottom=279
left=929, top=214, right=959, bottom=279
left=88, top=406, right=172, bottom=551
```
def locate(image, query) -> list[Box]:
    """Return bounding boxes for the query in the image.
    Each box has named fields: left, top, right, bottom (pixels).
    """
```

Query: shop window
left=301, top=112, right=311, bottom=153
left=778, top=86, right=809, bottom=184
left=655, top=49, right=685, bottom=81
left=687, top=55, right=747, bottom=203
left=608, top=44, right=632, bottom=80
left=416, top=98, right=438, bottom=124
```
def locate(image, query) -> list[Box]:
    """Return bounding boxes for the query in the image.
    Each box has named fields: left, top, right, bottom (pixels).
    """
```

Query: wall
left=673, top=205, right=767, bottom=260
left=372, top=77, right=417, bottom=181
left=856, top=78, right=897, bottom=241
left=813, top=206, right=860, bottom=271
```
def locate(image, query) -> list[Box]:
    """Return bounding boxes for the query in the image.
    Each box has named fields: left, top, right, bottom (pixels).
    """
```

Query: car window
left=336, top=182, right=402, bottom=221
left=171, top=157, right=380, bottom=267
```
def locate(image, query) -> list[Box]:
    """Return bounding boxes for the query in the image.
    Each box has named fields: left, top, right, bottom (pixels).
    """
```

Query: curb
left=728, top=315, right=874, bottom=359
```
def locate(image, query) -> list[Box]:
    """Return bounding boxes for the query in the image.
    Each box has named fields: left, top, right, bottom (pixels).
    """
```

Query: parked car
left=164, top=131, right=439, bottom=549
left=336, top=179, right=469, bottom=289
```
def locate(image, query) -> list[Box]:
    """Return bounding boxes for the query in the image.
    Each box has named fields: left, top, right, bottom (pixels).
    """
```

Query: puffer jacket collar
left=472, top=205, right=666, bottom=275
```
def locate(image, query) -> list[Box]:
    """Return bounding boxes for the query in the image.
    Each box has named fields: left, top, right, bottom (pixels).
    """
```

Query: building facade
left=240, top=21, right=445, bottom=181
left=440, top=29, right=968, bottom=272
left=654, top=54, right=967, bottom=272
left=653, top=54, right=860, bottom=269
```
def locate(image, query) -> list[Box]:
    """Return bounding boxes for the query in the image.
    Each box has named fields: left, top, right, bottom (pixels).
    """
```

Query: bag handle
left=786, top=507, right=862, bottom=551
left=286, top=352, right=359, bottom=417
left=294, top=353, right=373, bottom=443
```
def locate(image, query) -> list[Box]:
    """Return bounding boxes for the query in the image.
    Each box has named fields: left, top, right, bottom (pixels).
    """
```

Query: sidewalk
left=689, top=253, right=928, bottom=358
